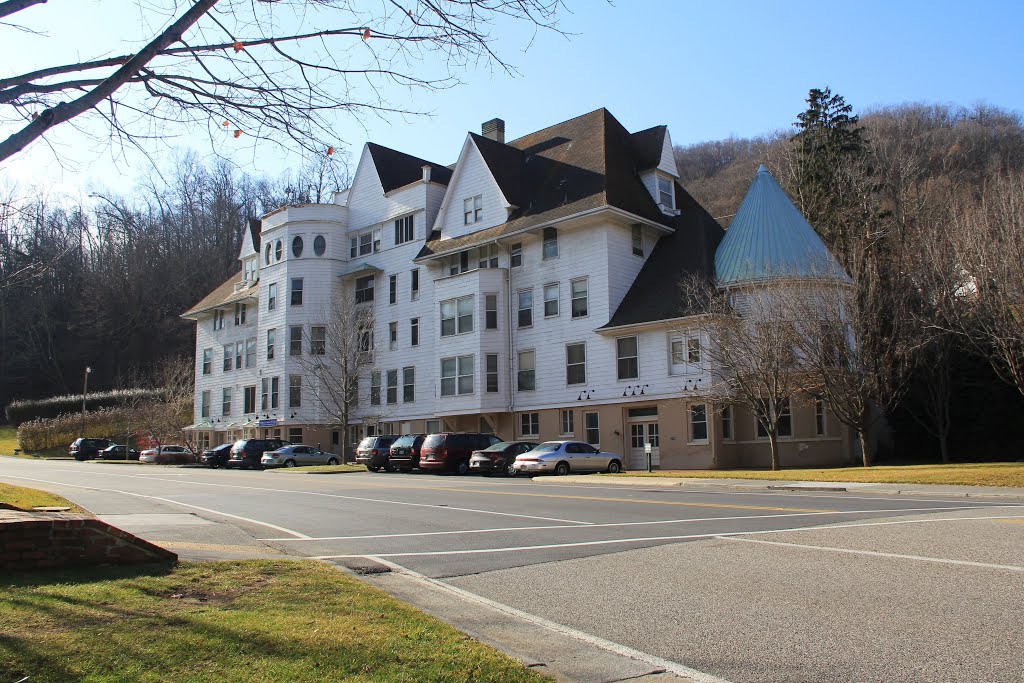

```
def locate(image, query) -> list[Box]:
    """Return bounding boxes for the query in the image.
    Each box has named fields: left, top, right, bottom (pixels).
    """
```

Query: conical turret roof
left=714, top=165, right=851, bottom=286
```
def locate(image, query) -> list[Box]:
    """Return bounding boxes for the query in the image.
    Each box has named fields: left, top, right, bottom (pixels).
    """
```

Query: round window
left=264, top=243, right=271, bottom=265
left=275, top=240, right=282, bottom=261
left=313, top=235, right=326, bottom=256
left=292, top=235, right=304, bottom=258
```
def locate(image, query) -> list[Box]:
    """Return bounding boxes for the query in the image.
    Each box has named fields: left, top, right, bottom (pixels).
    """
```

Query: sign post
left=644, top=442, right=652, bottom=472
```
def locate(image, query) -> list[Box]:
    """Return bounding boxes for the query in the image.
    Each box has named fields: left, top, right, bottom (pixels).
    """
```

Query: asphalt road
left=2, top=457, right=1022, bottom=682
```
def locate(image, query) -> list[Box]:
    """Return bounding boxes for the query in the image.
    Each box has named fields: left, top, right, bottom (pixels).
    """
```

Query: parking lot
left=2, top=457, right=1022, bottom=682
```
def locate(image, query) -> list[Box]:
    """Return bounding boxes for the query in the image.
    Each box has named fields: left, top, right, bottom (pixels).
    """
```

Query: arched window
left=264, top=243, right=271, bottom=265
left=292, top=236, right=304, bottom=258
left=275, top=240, right=283, bottom=261
left=313, top=235, right=326, bottom=256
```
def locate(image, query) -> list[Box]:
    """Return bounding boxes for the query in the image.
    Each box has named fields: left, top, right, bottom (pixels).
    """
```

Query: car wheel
left=210, top=462, right=219, bottom=469
left=367, top=465, right=380, bottom=472
left=327, top=457, right=339, bottom=465
left=505, top=461, right=518, bottom=477
left=607, top=459, right=622, bottom=474
left=285, top=459, right=296, bottom=468
left=74, top=454, right=86, bottom=462
left=554, top=461, right=570, bottom=476
left=455, top=460, right=470, bottom=475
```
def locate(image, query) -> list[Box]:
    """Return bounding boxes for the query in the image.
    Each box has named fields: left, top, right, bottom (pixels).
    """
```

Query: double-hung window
left=311, top=326, right=326, bottom=355
left=510, top=243, right=522, bottom=267
left=440, top=295, right=473, bottom=336
left=478, top=244, right=499, bottom=268
left=202, top=349, right=212, bottom=375
left=520, top=413, right=539, bottom=438
left=370, top=371, right=381, bottom=405
left=657, top=174, right=675, bottom=208
left=289, top=376, right=301, bottom=408
left=632, top=224, right=644, bottom=256
left=671, top=334, right=702, bottom=374
left=411, top=269, right=419, bottom=299
left=289, top=326, right=302, bottom=356
left=290, top=278, right=303, bottom=306
left=260, top=378, right=269, bottom=411
left=271, top=376, right=279, bottom=410
left=222, top=388, right=232, bottom=416
left=517, top=350, right=535, bottom=391
left=388, top=322, right=397, bottom=349
left=585, top=412, right=600, bottom=445
left=201, top=390, right=210, bottom=418
left=544, top=283, right=559, bottom=317
left=616, top=336, right=639, bottom=380
left=402, top=367, right=415, bottom=403
left=566, top=343, right=586, bottom=385
left=463, top=195, right=482, bottom=225
left=213, top=309, right=224, bottom=330
left=394, top=214, right=414, bottom=245
left=355, top=275, right=374, bottom=303
left=389, top=275, right=397, bottom=304
left=245, top=338, right=256, bottom=368
left=542, top=227, right=558, bottom=259
left=386, top=369, right=398, bottom=405
left=234, top=303, right=246, bottom=325
left=411, top=318, right=419, bottom=347
left=440, top=355, right=474, bottom=396
left=571, top=278, right=588, bottom=318
left=234, top=342, right=242, bottom=369
left=268, top=283, right=277, bottom=310
left=223, top=345, right=232, bottom=371
left=756, top=399, right=793, bottom=438
left=561, top=410, right=574, bottom=435
left=517, top=289, right=533, bottom=328
left=243, top=386, right=256, bottom=414
left=485, top=294, right=498, bottom=329
left=266, top=329, right=275, bottom=360
left=690, top=404, right=708, bottom=442
left=486, top=354, right=499, bottom=393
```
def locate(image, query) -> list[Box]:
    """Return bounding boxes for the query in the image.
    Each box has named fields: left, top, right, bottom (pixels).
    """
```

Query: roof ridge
left=506, top=107, right=611, bottom=148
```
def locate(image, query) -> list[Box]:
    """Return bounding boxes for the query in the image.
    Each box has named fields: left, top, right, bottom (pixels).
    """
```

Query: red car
left=418, top=433, right=501, bottom=475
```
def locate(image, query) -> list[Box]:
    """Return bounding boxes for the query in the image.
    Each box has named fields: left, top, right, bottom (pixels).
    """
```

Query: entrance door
left=628, top=422, right=660, bottom=470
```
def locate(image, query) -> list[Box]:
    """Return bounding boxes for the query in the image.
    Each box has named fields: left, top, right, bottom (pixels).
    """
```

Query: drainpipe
left=498, top=240, right=515, bottom=419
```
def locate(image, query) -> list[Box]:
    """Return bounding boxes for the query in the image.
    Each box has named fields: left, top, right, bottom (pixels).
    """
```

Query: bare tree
left=133, top=355, right=194, bottom=451
left=293, top=289, right=374, bottom=462
left=680, top=276, right=807, bottom=471
left=0, top=0, right=566, bottom=165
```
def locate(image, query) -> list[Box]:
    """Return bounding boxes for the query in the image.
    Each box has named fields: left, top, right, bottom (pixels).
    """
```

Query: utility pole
left=81, top=366, right=92, bottom=436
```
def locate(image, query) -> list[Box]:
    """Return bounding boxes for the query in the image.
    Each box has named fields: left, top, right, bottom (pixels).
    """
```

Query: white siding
left=437, top=138, right=507, bottom=241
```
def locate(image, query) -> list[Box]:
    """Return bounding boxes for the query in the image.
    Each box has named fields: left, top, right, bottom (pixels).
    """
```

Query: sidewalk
left=532, top=474, right=1024, bottom=500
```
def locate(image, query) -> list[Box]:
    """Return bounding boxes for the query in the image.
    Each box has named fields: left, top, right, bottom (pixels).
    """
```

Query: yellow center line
left=296, top=479, right=834, bottom=513
left=997, top=519, right=1024, bottom=524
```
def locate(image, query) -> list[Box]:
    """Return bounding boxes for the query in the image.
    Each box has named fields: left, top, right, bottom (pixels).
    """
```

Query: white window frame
left=223, top=345, right=232, bottom=372
left=486, top=353, right=499, bottom=393
left=289, top=375, right=302, bottom=408
left=566, top=342, right=586, bottom=386
left=440, top=295, right=474, bottom=337
left=544, top=282, right=559, bottom=318
left=245, top=337, right=256, bottom=368
left=411, top=268, right=419, bottom=300
left=290, top=278, right=303, bottom=306
left=463, top=195, right=482, bottom=225
left=657, top=173, right=675, bottom=209
left=386, top=369, right=398, bottom=405
left=542, top=227, right=558, bottom=259
left=440, top=355, right=474, bottom=396
left=584, top=411, right=600, bottom=446
left=517, top=289, right=533, bottom=328
left=388, top=321, right=397, bottom=349
left=403, top=367, right=415, bottom=403
left=631, top=224, right=644, bottom=256
left=222, top=388, right=232, bottom=416
left=570, top=277, right=588, bottom=318
left=722, top=405, right=734, bottom=441
left=370, top=370, right=381, bottom=405
left=560, top=409, right=574, bottom=436
left=671, top=333, right=702, bottom=375
left=689, top=403, right=708, bottom=443
left=394, top=214, right=414, bottom=245
left=389, top=274, right=397, bottom=304
left=411, top=317, right=419, bottom=347
left=311, top=326, right=326, bottom=355
left=517, top=349, right=535, bottom=391
left=616, top=335, right=639, bottom=380
left=510, top=243, right=522, bottom=267
left=200, top=390, right=210, bottom=418
left=266, top=329, right=275, bottom=361
left=355, top=275, right=374, bottom=304
left=289, top=326, right=302, bottom=356
left=520, top=412, right=540, bottom=438
left=268, top=282, right=277, bottom=310
left=485, top=294, right=498, bottom=330
left=202, top=348, right=212, bottom=375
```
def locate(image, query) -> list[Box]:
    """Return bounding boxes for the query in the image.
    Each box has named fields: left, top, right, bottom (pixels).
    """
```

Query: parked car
left=139, top=444, right=194, bottom=465
left=419, top=433, right=502, bottom=475
left=355, top=436, right=397, bottom=472
left=99, top=444, right=139, bottom=460
left=69, top=438, right=112, bottom=461
left=225, top=438, right=288, bottom=470
left=469, top=441, right=538, bottom=476
left=200, top=443, right=233, bottom=469
left=261, top=445, right=340, bottom=469
left=512, top=440, right=623, bottom=476
left=387, top=434, right=426, bottom=472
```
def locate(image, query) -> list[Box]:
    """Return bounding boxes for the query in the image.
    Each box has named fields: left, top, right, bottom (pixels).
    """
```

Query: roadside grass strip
left=606, top=462, right=1024, bottom=488
left=0, top=560, right=552, bottom=683
left=0, top=427, right=18, bottom=456
left=0, top=482, right=86, bottom=513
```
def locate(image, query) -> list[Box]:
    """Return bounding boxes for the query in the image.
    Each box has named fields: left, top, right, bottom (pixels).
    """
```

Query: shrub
left=16, top=399, right=191, bottom=453
left=6, top=388, right=165, bottom=426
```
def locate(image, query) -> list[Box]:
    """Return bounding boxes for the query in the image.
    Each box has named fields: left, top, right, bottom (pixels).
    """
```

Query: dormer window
left=464, top=195, right=482, bottom=225
left=657, top=174, right=675, bottom=209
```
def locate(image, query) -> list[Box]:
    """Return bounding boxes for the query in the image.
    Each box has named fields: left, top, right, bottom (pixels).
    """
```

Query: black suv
left=69, top=438, right=112, bottom=461
left=201, top=443, right=234, bottom=469
left=387, top=434, right=426, bottom=472
left=226, top=438, right=288, bottom=470
left=355, top=436, right=397, bottom=472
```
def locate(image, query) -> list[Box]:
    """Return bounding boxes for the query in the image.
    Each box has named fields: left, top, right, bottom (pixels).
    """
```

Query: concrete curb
left=531, top=474, right=1024, bottom=500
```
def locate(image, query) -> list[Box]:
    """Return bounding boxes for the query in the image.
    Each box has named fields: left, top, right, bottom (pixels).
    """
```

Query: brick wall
left=0, top=514, right=177, bottom=572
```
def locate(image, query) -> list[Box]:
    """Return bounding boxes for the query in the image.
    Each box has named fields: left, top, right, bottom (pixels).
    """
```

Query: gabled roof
left=603, top=182, right=725, bottom=329
left=416, top=108, right=673, bottom=259
left=715, top=165, right=851, bottom=286
left=366, top=142, right=453, bottom=193
left=248, top=218, right=261, bottom=253
left=630, top=125, right=668, bottom=171
left=181, top=272, right=257, bottom=319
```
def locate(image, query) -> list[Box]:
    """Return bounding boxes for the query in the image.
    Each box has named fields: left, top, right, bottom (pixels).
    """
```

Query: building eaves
left=602, top=182, right=724, bottom=329
left=181, top=272, right=257, bottom=319
left=366, top=142, right=453, bottom=193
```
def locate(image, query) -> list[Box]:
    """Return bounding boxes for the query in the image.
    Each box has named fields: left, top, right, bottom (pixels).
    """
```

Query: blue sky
left=2, top=0, right=1022, bottom=195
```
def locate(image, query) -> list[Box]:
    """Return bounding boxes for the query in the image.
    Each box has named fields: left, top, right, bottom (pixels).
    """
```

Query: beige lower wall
left=190, top=396, right=852, bottom=470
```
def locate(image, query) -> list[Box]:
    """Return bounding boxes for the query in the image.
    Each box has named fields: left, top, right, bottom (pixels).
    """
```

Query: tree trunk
left=858, top=428, right=871, bottom=467
left=939, top=433, right=950, bottom=465
left=769, top=431, right=781, bottom=471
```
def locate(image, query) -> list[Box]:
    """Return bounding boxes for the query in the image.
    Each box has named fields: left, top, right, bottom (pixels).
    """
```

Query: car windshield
left=392, top=435, right=415, bottom=447
left=423, top=434, right=445, bottom=448
left=357, top=438, right=376, bottom=449
left=482, top=442, right=513, bottom=452
left=533, top=442, right=562, bottom=453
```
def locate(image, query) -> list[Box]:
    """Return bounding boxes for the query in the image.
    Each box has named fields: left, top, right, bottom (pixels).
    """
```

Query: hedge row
left=5, top=388, right=165, bottom=426
left=16, top=402, right=190, bottom=453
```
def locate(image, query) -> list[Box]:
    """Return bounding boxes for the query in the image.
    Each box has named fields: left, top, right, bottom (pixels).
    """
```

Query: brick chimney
left=481, top=118, right=505, bottom=144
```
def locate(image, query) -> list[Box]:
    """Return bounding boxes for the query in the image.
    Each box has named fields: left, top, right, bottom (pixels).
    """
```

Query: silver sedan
left=261, top=445, right=340, bottom=468
left=512, top=440, right=624, bottom=476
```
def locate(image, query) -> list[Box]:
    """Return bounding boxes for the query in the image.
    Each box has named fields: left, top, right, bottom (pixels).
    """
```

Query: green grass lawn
left=608, top=462, right=1024, bottom=488
left=267, top=463, right=365, bottom=474
left=0, top=560, right=551, bottom=683
left=0, top=482, right=87, bottom=513
left=0, top=426, right=68, bottom=459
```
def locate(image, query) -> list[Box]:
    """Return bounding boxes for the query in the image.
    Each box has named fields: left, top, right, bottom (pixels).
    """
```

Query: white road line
left=0, top=472, right=591, bottom=526
left=0, top=474, right=311, bottom=539
left=718, top=536, right=1024, bottom=572
left=366, top=556, right=733, bottom=683
left=311, top=514, right=1024, bottom=559
left=265, top=505, right=992, bottom=542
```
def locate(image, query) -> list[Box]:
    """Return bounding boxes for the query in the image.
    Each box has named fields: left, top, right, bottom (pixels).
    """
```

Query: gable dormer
left=632, top=125, right=680, bottom=215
